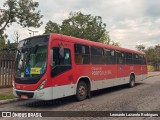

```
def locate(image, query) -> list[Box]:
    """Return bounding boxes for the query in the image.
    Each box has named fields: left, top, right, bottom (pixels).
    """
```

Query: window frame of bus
left=103, top=48, right=116, bottom=64
left=91, top=46, right=104, bottom=64
left=74, top=43, right=90, bottom=65
left=50, top=47, right=72, bottom=78
left=143, top=55, right=147, bottom=65
left=126, top=52, right=133, bottom=64
left=116, top=51, right=126, bottom=64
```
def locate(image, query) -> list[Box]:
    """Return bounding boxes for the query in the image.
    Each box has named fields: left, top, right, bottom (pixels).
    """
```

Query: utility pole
left=13, top=31, right=20, bottom=43
left=28, top=29, right=39, bottom=36
left=29, top=32, right=32, bottom=37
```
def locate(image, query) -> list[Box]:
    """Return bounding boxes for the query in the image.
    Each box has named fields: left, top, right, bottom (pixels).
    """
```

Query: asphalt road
left=0, top=75, right=160, bottom=120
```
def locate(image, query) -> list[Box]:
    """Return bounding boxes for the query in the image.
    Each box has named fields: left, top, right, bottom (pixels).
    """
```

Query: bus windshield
left=14, top=35, right=49, bottom=78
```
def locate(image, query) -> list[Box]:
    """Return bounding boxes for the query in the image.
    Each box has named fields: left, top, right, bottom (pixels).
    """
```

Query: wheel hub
left=79, top=86, right=86, bottom=96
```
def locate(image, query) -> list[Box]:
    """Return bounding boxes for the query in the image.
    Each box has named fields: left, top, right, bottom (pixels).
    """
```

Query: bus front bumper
left=13, top=87, right=53, bottom=100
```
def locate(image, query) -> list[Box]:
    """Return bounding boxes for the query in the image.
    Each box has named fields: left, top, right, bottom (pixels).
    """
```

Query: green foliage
left=0, top=94, right=15, bottom=100
left=99, top=32, right=120, bottom=46
left=5, top=40, right=16, bottom=49
left=61, top=12, right=106, bottom=42
left=0, top=0, right=43, bottom=34
left=44, top=12, right=120, bottom=46
left=98, top=32, right=111, bottom=44
left=44, top=21, right=60, bottom=34
left=145, top=47, right=156, bottom=65
left=0, top=37, right=6, bottom=50
left=0, top=36, right=17, bottom=51
left=137, top=44, right=160, bottom=65
left=111, top=41, right=120, bottom=46
left=136, top=44, right=145, bottom=52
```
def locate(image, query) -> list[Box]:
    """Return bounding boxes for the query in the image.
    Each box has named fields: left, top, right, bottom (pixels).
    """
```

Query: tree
left=0, top=37, right=6, bottom=50
left=99, top=32, right=111, bottom=44
left=6, top=39, right=17, bottom=50
left=145, top=47, right=157, bottom=65
left=111, top=41, right=120, bottom=46
left=136, top=44, right=145, bottom=52
left=144, top=45, right=160, bottom=66
left=0, top=0, right=43, bottom=35
left=44, top=21, right=60, bottom=34
left=61, top=12, right=107, bottom=42
left=44, top=11, right=119, bottom=46
left=99, top=32, right=120, bottom=46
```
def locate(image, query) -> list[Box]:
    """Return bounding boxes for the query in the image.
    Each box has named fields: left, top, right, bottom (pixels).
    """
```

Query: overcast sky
left=1, top=0, right=160, bottom=50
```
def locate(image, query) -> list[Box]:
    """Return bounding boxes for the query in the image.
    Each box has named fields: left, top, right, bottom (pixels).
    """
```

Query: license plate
left=21, top=95, right=28, bottom=99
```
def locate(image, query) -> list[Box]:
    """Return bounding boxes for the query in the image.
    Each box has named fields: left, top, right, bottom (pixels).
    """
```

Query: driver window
left=51, top=47, right=72, bottom=78
left=52, top=47, right=71, bottom=66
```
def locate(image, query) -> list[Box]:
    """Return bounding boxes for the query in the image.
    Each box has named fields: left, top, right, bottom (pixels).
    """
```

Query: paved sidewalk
left=0, top=87, right=17, bottom=105
left=0, top=87, right=13, bottom=95
left=148, top=71, right=160, bottom=77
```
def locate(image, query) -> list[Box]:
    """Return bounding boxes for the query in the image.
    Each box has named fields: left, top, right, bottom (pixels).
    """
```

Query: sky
left=0, top=0, right=160, bottom=50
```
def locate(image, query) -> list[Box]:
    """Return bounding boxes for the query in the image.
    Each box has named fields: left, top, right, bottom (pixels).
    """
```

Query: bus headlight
left=37, top=79, right=47, bottom=90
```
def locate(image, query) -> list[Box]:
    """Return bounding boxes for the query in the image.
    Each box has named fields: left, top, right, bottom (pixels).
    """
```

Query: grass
left=0, top=94, right=15, bottom=100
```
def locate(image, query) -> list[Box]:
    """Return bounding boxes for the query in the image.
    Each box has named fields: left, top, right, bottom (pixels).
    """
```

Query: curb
left=0, top=98, right=21, bottom=105
left=147, top=73, right=160, bottom=78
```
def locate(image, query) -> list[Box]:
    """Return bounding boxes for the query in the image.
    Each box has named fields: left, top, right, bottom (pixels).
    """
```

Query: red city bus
left=13, top=34, right=147, bottom=101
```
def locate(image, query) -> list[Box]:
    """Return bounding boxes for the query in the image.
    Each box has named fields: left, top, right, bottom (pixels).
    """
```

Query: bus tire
left=129, top=75, right=135, bottom=88
left=87, top=86, right=91, bottom=99
left=76, top=81, right=88, bottom=101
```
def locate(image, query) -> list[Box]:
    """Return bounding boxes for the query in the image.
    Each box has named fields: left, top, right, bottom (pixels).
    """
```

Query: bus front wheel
left=129, top=75, right=135, bottom=88
left=76, top=81, right=88, bottom=101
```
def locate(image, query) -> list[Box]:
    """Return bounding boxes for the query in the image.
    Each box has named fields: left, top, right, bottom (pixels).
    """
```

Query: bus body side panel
left=90, top=65, right=117, bottom=91
left=141, top=65, right=148, bottom=80
left=134, top=65, right=142, bottom=81
left=49, top=39, right=76, bottom=99
left=141, top=56, right=148, bottom=80
left=116, top=64, right=128, bottom=86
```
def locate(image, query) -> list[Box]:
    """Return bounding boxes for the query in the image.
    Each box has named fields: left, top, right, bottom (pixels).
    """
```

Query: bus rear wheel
left=129, top=75, right=135, bottom=88
left=76, top=81, right=88, bottom=101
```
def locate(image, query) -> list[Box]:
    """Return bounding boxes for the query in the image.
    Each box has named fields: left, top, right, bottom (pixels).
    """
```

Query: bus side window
left=139, top=54, right=146, bottom=65
left=116, top=51, right=125, bottom=64
left=126, top=52, right=133, bottom=64
left=52, top=47, right=71, bottom=66
left=74, top=44, right=90, bottom=64
left=133, top=54, right=139, bottom=64
left=51, top=47, right=72, bottom=78
left=91, top=46, right=104, bottom=64
left=52, top=47, right=59, bottom=65
left=143, top=55, right=147, bottom=65
left=75, top=54, right=83, bottom=64
left=104, top=49, right=115, bottom=64
left=64, top=49, right=71, bottom=65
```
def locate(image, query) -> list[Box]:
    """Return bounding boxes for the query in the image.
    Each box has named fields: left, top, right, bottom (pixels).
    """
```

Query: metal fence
left=0, top=52, right=15, bottom=88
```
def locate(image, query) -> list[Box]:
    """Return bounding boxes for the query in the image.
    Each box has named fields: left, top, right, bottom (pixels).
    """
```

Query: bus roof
left=49, top=33, right=145, bottom=55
